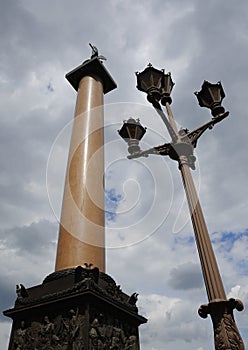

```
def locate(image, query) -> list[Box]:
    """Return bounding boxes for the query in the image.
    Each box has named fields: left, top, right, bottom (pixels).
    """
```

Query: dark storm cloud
left=0, top=106, right=71, bottom=229
left=0, top=220, right=57, bottom=320
left=0, top=220, right=57, bottom=255
left=168, top=262, right=203, bottom=290
left=0, top=279, right=16, bottom=321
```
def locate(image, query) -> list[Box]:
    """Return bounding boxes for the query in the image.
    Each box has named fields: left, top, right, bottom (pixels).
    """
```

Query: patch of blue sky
left=212, top=230, right=248, bottom=252
left=211, top=230, right=248, bottom=275
left=174, top=230, right=248, bottom=261
left=174, top=235, right=195, bottom=246
left=105, top=188, right=123, bottom=222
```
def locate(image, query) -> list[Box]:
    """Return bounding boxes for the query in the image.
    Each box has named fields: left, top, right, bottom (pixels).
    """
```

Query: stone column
left=4, top=56, right=147, bottom=350
left=55, top=57, right=116, bottom=272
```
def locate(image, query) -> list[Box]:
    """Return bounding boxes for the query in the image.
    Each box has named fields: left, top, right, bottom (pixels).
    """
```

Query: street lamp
left=136, top=63, right=174, bottom=105
left=118, top=64, right=245, bottom=350
left=118, top=118, right=146, bottom=154
left=195, top=80, right=226, bottom=117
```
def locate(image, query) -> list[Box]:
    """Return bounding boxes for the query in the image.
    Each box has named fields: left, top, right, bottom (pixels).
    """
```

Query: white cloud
left=138, top=294, right=212, bottom=349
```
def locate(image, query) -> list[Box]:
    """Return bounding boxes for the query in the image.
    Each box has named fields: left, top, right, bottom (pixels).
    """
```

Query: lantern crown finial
left=118, top=118, right=146, bottom=154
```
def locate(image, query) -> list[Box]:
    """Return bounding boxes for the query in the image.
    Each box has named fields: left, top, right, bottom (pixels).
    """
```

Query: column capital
left=66, top=57, right=117, bottom=94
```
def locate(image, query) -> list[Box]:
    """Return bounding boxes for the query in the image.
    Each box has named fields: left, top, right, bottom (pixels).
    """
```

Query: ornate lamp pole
left=118, top=64, right=245, bottom=350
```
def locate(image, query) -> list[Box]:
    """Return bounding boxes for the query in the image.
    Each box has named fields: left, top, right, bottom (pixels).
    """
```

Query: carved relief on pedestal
left=125, top=335, right=138, bottom=350
left=12, top=309, right=86, bottom=350
left=13, top=321, right=28, bottom=350
left=89, top=312, right=139, bottom=350
left=11, top=301, right=141, bottom=350
left=8, top=268, right=145, bottom=350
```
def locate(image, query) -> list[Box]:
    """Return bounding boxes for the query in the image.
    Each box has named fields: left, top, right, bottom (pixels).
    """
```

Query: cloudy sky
left=1, top=0, right=248, bottom=349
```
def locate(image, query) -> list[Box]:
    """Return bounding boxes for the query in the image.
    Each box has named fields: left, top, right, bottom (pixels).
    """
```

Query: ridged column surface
left=180, top=161, right=226, bottom=301
left=55, top=75, right=105, bottom=272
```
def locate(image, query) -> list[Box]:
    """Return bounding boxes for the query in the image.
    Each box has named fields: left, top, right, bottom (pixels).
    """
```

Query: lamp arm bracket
left=151, top=99, right=178, bottom=143
left=154, top=143, right=171, bottom=156
left=182, top=111, right=229, bottom=148
left=127, top=147, right=161, bottom=159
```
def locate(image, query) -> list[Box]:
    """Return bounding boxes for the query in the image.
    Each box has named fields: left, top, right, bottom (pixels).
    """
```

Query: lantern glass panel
left=162, top=74, right=174, bottom=95
left=118, top=119, right=146, bottom=142
left=137, top=67, right=164, bottom=93
left=209, top=85, right=222, bottom=101
left=196, top=81, right=225, bottom=108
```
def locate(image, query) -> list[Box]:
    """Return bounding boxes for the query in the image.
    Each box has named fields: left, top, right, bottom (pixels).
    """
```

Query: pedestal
left=4, top=266, right=146, bottom=349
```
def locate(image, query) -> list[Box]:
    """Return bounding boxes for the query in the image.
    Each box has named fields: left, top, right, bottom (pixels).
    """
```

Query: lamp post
left=118, top=64, right=245, bottom=350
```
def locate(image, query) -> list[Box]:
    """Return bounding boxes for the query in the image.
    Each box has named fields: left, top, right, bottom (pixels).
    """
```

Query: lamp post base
left=198, top=299, right=245, bottom=350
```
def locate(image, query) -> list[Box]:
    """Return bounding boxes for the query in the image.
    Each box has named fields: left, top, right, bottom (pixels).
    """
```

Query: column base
left=198, top=299, right=245, bottom=350
left=4, top=266, right=147, bottom=349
